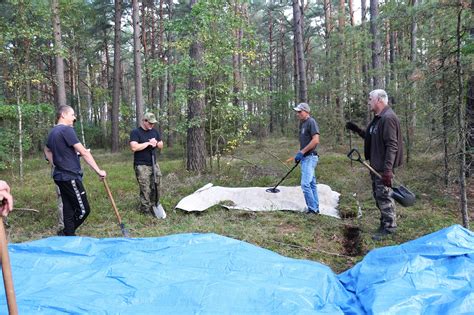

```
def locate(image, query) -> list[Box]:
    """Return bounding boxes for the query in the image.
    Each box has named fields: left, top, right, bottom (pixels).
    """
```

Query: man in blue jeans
left=293, top=103, right=320, bottom=214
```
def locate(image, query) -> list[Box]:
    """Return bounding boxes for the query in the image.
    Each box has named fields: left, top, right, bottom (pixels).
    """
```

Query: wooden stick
left=12, top=208, right=39, bottom=213
left=0, top=216, right=18, bottom=314
left=103, top=179, right=130, bottom=238
left=103, top=179, right=122, bottom=224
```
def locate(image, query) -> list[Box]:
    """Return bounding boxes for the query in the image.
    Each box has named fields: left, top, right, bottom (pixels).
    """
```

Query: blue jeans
left=300, top=155, right=319, bottom=212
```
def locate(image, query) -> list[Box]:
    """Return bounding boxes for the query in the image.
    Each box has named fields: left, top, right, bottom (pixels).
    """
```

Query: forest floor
left=1, top=137, right=470, bottom=273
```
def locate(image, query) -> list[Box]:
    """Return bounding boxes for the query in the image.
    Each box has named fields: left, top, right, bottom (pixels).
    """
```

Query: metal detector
left=266, top=161, right=300, bottom=193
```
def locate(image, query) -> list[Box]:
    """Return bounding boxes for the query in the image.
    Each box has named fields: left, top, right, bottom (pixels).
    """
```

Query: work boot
left=371, top=228, right=395, bottom=241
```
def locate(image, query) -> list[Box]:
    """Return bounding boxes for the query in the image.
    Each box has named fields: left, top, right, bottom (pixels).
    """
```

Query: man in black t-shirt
left=130, top=112, right=164, bottom=215
left=293, top=103, right=320, bottom=214
left=44, top=105, right=106, bottom=236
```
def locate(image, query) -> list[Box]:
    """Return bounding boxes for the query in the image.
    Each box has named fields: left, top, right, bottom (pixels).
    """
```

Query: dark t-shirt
left=299, top=116, right=320, bottom=155
left=130, top=127, right=161, bottom=166
left=46, top=125, right=82, bottom=181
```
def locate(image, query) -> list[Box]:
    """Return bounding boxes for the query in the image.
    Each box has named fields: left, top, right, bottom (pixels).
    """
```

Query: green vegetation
left=1, top=137, right=463, bottom=273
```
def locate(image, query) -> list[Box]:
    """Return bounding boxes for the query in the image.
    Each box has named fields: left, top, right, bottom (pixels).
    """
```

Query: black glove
left=345, top=121, right=363, bottom=134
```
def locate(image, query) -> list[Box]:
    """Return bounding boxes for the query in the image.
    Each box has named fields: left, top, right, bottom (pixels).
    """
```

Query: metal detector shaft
left=0, top=216, right=18, bottom=315
left=103, top=179, right=130, bottom=238
left=270, top=161, right=300, bottom=191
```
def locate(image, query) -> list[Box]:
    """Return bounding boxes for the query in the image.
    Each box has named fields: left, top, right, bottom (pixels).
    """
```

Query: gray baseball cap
left=293, top=103, right=310, bottom=113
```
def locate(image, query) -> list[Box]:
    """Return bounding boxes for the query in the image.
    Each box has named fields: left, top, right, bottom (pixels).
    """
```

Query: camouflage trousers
left=371, top=173, right=397, bottom=231
left=134, top=164, right=162, bottom=214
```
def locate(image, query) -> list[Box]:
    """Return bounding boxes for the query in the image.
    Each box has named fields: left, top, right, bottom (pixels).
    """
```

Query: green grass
left=1, top=137, right=468, bottom=273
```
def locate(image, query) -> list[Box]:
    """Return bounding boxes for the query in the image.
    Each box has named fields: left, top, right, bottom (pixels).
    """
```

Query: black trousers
left=55, top=180, right=91, bottom=236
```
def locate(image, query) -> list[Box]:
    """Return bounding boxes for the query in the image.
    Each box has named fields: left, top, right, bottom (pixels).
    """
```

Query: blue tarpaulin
left=339, top=224, right=474, bottom=314
left=1, top=225, right=473, bottom=314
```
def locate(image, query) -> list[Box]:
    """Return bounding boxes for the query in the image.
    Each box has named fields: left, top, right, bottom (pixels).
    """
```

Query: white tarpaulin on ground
left=175, top=183, right=340, bottom=218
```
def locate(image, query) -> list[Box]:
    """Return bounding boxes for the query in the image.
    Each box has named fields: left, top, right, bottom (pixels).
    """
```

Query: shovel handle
left=347, top=148, right=362, bottom=162
left=0, top=217, right=18, bottom=315
left=347, top=149, right=383, bottom=178
left=103, top=179, right=123, bottom=224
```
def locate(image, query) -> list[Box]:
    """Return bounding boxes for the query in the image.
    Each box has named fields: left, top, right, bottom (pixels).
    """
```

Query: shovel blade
left=152, top=204, right=167, bottom=219
left=120, top=223, right=130, bottom=238
left=391, top=185, right=416, bottom=207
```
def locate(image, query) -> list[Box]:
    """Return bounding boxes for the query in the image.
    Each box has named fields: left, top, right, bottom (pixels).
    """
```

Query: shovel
left=0, top=199, right=18, bottom=314
left=266, top=160, right=300, bottom=193
left=151, top=153, right=166, bottom=219
left=347, top=148, right=416, bottom=207
left=103, top=179, right=130, bottom=237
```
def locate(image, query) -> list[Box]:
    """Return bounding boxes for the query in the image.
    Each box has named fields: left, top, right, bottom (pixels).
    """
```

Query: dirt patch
left=340, top=211, right=358, bottom=219
left=342, top=224, right=363, bottom=256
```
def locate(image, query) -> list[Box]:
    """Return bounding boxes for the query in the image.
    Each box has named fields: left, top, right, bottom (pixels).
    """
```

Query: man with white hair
left=346, top=89, right=403, bottom=240
left=293, top=102, right=320, bottom=214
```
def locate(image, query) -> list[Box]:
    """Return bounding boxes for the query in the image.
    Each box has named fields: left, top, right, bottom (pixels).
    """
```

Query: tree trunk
left=17, top=92, right=23, bottom=181
left=407, top=0, right=418, bottom=164
left=324, top=0, right=332, bottom=108
left=86, top=64, right=93, bottom=122
left=71, top=32, right=86, bottom=146
left=186, top=0, right=206, bottom=172
left=293, top=37, right=299, bottom=105
left=467, top=2, right=473, bottom=179
left=158, top=0, right=165, bottom=133
left=441, top=57, right=449, bottom=188
left=232, top=1, right=242, bottom=107
left=166, top=0, right=175, bottom=148
left=132, top=0, right=144, bottom=125
left=111, top=0, right=122, bottom=152
left=360, top=0, right=371, bottom=124
left=455, top=7, right=468, bottom=229
left=370, top=0, right=382, bottom=89
left=292, top=0, right=307, bottom=103
left=335, top=0, right=345, bottom=145
left=389, top=30, right=397, bottom=105
left=141, top=1, right=151, bottom=107
left=467, top=73, right=474, bottom=179
left=51, top=0, right=66, bottom=108
left=268, top=8, right=274, bottom=134
left=150, top=2, right=158, bottom=110
left=348, top=0, right=355, bottom=26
